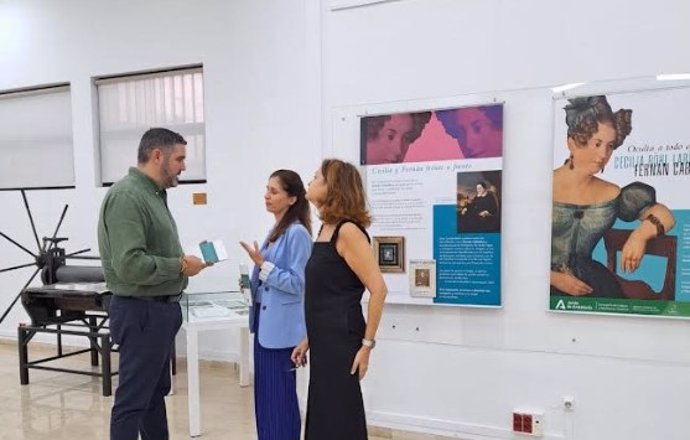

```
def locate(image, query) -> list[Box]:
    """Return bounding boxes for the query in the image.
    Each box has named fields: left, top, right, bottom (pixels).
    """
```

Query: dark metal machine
left=1, top=190, right=117, bottom=396
left=21, top=240, right=109, bottom=326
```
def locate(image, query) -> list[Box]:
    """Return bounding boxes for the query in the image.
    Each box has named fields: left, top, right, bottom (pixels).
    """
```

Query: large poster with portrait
left=361, top=104, right=503, bottom=306
left=550, top=89, right=690, bottom=317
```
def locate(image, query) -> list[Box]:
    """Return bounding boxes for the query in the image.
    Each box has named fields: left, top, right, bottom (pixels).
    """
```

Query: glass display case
left=180, top=290, right=249, bottom=323
left=179, top=290, right=251, bottom=436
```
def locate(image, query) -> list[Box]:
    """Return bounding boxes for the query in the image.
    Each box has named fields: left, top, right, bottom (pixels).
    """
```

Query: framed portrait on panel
left=409, top=260, right=436, bottom=298
left=373, top=236, right=405, bottom=273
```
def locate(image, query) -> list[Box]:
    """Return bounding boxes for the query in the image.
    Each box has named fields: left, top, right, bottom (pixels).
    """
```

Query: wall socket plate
left=512, top=410, right=544, bottom=436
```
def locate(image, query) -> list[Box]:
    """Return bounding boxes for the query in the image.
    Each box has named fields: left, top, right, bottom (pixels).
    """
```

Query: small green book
left=199, top=240, right=228, bottom=264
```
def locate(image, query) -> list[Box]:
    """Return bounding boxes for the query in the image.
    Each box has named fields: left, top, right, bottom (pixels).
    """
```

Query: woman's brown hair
left=267, top=169, right=312, bottom=242
left=318, top=159, right=372, bottom=228
left=564, top=95, right=632, bottom=149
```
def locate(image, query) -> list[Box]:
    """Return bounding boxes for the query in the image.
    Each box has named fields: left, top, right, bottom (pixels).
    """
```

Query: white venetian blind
left=95, top=66, right=206, bottom=184
left=0, top=85, right=75, bottom=189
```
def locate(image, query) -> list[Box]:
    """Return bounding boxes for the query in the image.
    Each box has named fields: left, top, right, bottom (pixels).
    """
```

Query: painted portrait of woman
left=437, top=104, right=503, bottom=159
left=550, top=95, right=676, bottom=299
left=457, top=171, right=502, bottom=233
left=360, top=112, right=432, bottom=165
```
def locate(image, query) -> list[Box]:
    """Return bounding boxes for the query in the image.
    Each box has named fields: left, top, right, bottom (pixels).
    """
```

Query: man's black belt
left=125, top=294, right=182, bottom=303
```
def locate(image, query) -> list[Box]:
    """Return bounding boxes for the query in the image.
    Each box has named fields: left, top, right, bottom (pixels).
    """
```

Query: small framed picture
left=409, top=260, right=436, bottom=298
left=373, top=236, right=405, bottom=273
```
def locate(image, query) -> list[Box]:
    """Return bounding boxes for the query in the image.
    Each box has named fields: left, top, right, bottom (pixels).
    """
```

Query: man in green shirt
left=98, top=128, right=207, bottom=440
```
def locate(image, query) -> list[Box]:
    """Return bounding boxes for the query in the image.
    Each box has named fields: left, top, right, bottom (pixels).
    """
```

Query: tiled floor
left=0, top=339, right=391, bottom=440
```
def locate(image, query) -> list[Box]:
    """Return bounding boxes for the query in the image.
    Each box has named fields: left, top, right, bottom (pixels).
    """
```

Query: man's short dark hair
left=137, top=128, right=187, bottom=164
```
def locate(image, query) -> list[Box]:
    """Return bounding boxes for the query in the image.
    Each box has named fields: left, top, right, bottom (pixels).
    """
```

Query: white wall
left=323, top=1, right=690, bottom=440
left=0, top=0, right=322, bottom=356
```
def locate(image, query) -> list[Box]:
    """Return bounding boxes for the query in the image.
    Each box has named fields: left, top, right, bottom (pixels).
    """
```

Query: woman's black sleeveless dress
left=304, top=220, right=369, bottom=440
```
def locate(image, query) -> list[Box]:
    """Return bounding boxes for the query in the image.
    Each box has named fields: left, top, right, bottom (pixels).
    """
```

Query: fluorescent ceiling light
left=656, top=73, right=690, bottom=81
left=551, top=82, right=586, bottom=93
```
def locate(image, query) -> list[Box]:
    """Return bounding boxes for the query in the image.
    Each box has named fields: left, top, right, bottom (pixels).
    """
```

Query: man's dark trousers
left=109, top=295, right=182, bottom=440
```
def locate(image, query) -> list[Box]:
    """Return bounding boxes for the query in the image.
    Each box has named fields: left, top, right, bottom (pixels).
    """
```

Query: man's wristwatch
left=361, top=338, right=376, bottom=349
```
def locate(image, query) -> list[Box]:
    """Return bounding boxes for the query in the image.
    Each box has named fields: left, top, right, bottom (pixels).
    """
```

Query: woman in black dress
left=465, top=182, right=499, bottom=232
left=291, top=159, right=387, bottom=440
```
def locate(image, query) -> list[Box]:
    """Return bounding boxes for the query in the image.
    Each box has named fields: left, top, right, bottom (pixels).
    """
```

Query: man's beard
left=161, top=162, right=179, bottom=188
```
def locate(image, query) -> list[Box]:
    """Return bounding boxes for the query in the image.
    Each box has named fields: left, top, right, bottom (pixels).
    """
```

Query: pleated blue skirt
left=253, top=306, right=301, bottom=440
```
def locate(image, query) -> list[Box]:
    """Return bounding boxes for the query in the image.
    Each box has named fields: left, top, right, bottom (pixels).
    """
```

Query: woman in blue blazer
left=240, top=169, right=312, bottom=440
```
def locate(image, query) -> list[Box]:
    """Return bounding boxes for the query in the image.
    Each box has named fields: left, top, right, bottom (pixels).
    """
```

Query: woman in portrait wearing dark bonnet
left=550, top=95, right=675, bottom=298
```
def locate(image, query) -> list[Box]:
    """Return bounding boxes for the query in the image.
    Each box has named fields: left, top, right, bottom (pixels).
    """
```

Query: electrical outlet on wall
left=512, top=410, right=544, bottom=436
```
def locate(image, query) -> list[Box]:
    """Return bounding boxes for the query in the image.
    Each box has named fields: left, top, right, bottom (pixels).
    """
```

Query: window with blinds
left=0, top=84, right=75, bottom=190
left=95, top=66, right=206, bottom=185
